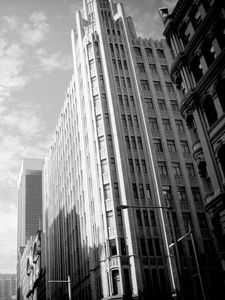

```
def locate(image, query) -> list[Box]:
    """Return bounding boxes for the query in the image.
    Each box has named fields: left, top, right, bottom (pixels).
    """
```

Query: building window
left=137, top=63, right=146, bottom=73
left=177, top=186, right=187, bottom=201
left=215, top=78, right=225, bottom=112
left=132, top=183, right=138, bottom=199
left=111, top=158, right=116, bottom=172
left=112, top=269, right=120, bottom=295
left=157, top=49, right=165, bottom=58
left=136, top=210, right=142, bottom=226
left=163, top=186, right=173, bottom=206
left=114, top=182, right=120, bottom=198
left=167, top=140, right=176, bottom=153
left=218, top=145, right=225, bottom=178
left=101, top=159, right=107, bottom=174
left=145, top=48, right=153, bottom=57
left=166, top=82, right=175, bottom=94
left=118, top=95, right=124, bottom=107
left=124, top=95, right=129, bottom=107
left=149, top=118, right=159, bottom=130
left=179, top=22, right=190, bottom=47
left=172, top=162, right=182, bottom=176
left=107, top=210, right=114, bottom=228
left=139, top=184, right=145, bottom=198
left=115, top=76, right=120, bottom=88
left=127, top=78, right=132, bottom=88
left=141, top=159, right=147, bottom=174
left=109, top=239, right=117, bottom=256
left=158, top=99, right=167, bottom=110
left=202, top=95, right=218, bottom=127
left=190, top=7, right=202, bottom=30
left=143, top=210, right=149, bottom=226
left=121, top=77, right=126, bottom=88
left=146, top=98, right=154, bottom=109
left=161, top=65, right=169, bottom=75
left=154, top=81, right=162, bottom=92
left=186, top=163, right=196, bottom=177
left=158, top=161, right=168, bottom=175
left=140, top=238, right=147, bottom=255
left=129, top=159, right=134, bottom=173
left=125, top=136, right=130, bottom=149
left=131, top=136, right=137, bottom=149
left=127, top=115, right=133, bottom=127
left=180, top=141, right=190, bottom=153
left=130, top=95, right=135, bottom=107
left=154, top=139, right=163, bottom=152
left=154, top=239, right=161, bottom=255
left=149, top=211, right=156, bottom=227
left=141, top=80, right=150, bottom=91
left=138, top=137, right=143, bottom=150
left=104, top=184, right=110, bottom=200
left=122, top=114, right=127, bottom=127
left=133, top=115, right=139, bottom=128
left=150, top=64, right=157, bottom=75
left=162, top=118, right=172, bottom=131
left=203, top=41, right=216, bottom=67
left=175, top=120, right=185, bottom=133
left=147, top=238, right=154, bottom=255
left=135, top=159, right=141, bottom=173
left=123, top=60, right=128, bottom=70
left=190, top=55, right=203, bottom=82
left=170, top=100, right=179, bottom=112
left=191, top=187, right=201, bottom=202
left=197, top=213, right=208, bottom=228
left=133, top=47, right=142, bottom=57
left=146, top=184, right=151, bottom=198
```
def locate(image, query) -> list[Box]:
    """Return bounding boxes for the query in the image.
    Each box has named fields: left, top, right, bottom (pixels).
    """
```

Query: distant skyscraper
left=44, top=1, right=223, bottom=299
left=17, top=158, right=43, bottom=300
left=0, top=274, right=16, bottom=300
left=17, top=158, right=43, bottom=249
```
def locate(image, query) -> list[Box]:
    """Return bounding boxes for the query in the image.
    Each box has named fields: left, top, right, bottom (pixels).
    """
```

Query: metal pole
left=68, top=276, right=72, bottom=300
left=189, top=226, right=206, bottom=300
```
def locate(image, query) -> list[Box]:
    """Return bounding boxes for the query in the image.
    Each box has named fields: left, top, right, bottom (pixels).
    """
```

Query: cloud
left=20, top=11, right=50, bottom=46
left=35, top=47, right=72, bottom=72
left=0, top=15, right=18, bottom=33
left=0, top=40, right=28, bottom=102
left=0, top=106, right=44, bottom=138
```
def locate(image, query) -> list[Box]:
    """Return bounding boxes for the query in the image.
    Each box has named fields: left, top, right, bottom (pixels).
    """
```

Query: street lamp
left=169, top=225, right=206, bottom=300
left=48, top=275, right=72, bottom=300
left=117, top=204, right=179, bottom=299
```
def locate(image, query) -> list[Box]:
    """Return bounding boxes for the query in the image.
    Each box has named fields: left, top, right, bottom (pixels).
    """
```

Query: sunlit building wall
left=44, top=0, right=222, bottom=299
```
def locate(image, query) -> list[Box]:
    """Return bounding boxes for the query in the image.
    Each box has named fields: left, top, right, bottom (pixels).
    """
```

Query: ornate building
left=160, top=0, right=225, bottom=289
left=44, top=0, right=223, bottom=299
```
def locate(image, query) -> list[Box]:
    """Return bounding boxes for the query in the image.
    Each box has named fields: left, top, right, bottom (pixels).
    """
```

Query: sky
left=0, top=0, right=177, bottom=274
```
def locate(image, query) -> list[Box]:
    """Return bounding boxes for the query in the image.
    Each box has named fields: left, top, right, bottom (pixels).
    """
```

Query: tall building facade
left=44, top=1, right=223, bottom=299
left=17, top=158, right=44, bottom=300
left=0, top=274, right=16, bottom=300
left=160, top=0, right=225, bottom=281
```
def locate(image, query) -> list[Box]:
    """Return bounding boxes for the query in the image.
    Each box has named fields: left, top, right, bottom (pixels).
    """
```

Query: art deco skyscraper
left=44, top=1, right=223, bottom=299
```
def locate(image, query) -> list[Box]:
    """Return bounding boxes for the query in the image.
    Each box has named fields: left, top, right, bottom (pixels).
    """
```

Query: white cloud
left=0, top=15, right=18, bottom=33
left=0, top=107, right=44, bottom=138
left=35, top=47, right=72, bottom=72
left=20, top=11, right=50, bottom=46
left=0, top=39, right=29, bottom=102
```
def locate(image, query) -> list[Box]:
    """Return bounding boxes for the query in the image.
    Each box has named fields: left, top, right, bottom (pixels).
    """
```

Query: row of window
left=118, top=94, right=135, bottom=108
left=125, top=135, right=143, bottom=150
left=145, top=98, right=179, bottom=112
left=133, top=47, right=165, bottom=59
left=128, top=158, right=147, bottom=174
left=121, top=114, right=139, bottom=129
left=149, top=117, right=185, bottom=133
left=154, top=138, right=190, bottom=154
left=163, top=185, right=201, bottom=203
left=158, top=161, right=196, bottom=177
